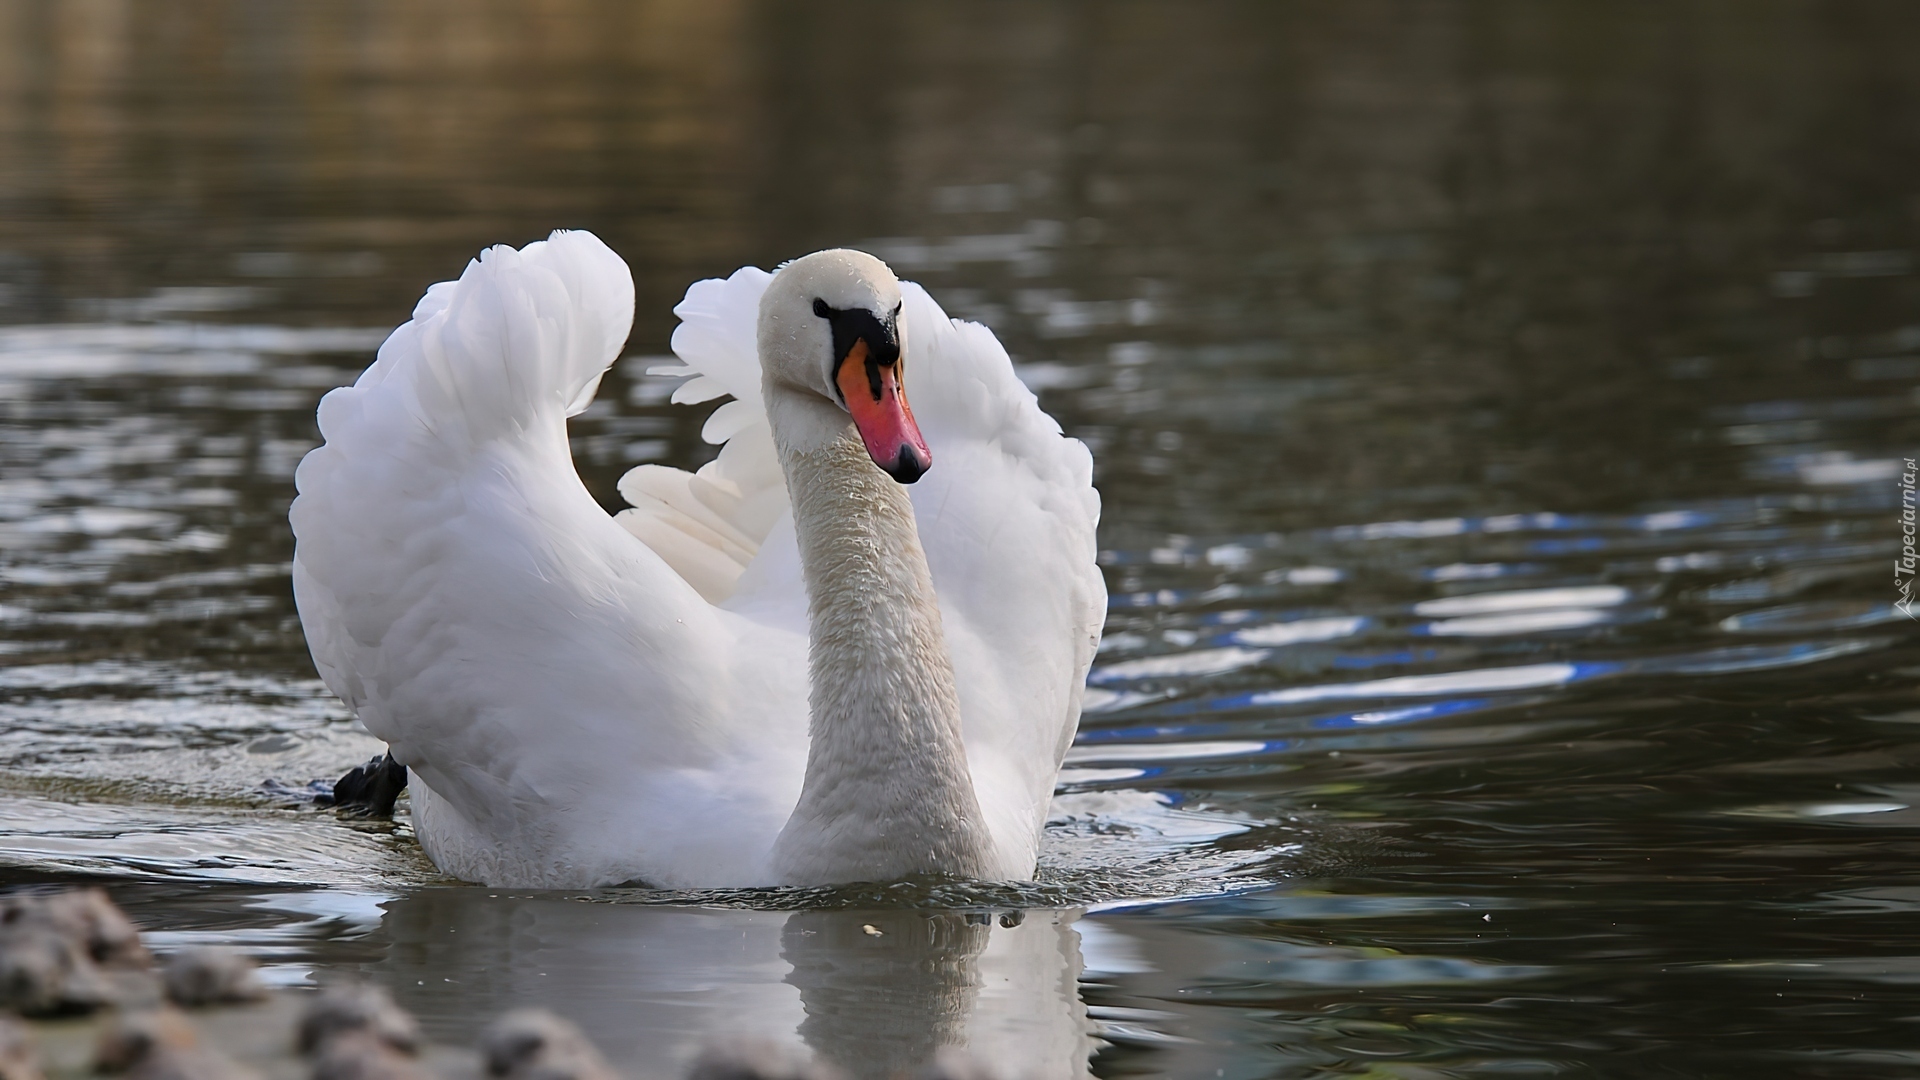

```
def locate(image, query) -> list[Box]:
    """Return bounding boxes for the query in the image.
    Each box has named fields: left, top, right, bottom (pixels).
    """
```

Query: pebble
left=162, top=948, right=268, bottom=1008
left=481, top=1009, right=619, bottom=1080
left=0, top=888, right=156, bottom=1016
left=296, top=983, right=421, bottom=1057
left=0, top=922, right=116, bottom=1016
left=94, top=1006, right=257, bottom=1080
left=310, top=1030, right=436, bottom=1080
left=4, top=888, right=151, bottom=970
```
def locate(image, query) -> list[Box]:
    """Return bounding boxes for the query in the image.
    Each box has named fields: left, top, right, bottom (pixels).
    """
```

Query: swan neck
left=767, top=399, right=991, bottom=885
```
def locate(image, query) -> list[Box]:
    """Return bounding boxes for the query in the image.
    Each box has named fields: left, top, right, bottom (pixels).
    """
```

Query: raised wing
left=892, top=281, right=1106, bottom=861
left=290, top=232, right=799, bottom=885
left=614, top=267, right=789, bottom=605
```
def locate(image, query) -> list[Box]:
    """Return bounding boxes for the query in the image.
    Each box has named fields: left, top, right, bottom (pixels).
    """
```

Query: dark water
left=1, top=2, right=1918, bottom=1076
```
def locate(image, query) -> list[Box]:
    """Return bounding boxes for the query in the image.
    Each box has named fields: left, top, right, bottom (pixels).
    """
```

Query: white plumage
left=291, top=231, right=1103, bottom=889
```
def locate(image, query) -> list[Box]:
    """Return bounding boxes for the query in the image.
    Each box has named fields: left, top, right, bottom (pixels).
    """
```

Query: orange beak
left=836, top=338, right=931, bottom=483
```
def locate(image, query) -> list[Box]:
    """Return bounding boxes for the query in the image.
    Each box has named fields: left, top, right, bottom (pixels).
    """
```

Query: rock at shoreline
left=0, top=888, right=156, bottom=1016
left=94, top=1006, right=258, bottom=1080
left=163, top=949, right=269, bottom=1009
left=311, top=1030, right=435, bottom=1080
left=481, top=1010, right=618, bottom=1080
left=297, top=983, right=421, bottom=1057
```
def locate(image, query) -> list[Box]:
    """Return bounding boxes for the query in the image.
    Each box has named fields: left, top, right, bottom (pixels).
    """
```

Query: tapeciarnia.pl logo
left=1901, top=457, right=1919, bottom=621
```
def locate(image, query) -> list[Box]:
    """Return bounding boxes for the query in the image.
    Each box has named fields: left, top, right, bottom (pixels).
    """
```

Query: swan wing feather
left=614, top=267, right=790, bottom=604
left=895, top=282, right=1105, bottom=868
left=292, top=232, right=802, bottom=887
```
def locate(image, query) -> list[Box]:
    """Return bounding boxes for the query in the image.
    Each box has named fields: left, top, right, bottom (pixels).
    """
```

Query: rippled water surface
left=2, top=3, right=1919, bottom=1076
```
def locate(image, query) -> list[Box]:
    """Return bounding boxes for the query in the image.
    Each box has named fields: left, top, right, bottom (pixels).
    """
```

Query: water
left=1, top=2, right=1917, bottom=1076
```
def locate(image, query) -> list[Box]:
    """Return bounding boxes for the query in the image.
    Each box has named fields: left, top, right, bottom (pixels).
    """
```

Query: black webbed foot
left=326, top=752, right=408, bottom=817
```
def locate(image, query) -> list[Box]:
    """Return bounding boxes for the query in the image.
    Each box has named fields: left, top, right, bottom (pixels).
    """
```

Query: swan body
left=290, top=232, right=1103, bottom=889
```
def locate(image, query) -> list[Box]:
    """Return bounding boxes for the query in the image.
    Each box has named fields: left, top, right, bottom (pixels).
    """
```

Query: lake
left=0, top=2, right=1916, bottom=1077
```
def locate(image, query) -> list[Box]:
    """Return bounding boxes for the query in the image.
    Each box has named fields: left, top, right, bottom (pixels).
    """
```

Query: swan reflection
left=357, top=891, right=1094, bottom=1079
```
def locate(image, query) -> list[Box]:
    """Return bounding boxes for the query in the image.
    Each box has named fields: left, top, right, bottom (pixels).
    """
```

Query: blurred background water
left=0, top=1, right=1917, bottom=1076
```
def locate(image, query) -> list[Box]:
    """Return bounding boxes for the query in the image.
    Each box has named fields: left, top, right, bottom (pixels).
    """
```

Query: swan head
left=759, top=249, right=930, bottom=483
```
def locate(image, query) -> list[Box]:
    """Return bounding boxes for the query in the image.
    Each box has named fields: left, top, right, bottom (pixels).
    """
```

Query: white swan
left=290, top=231, right=1104, bottom=889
